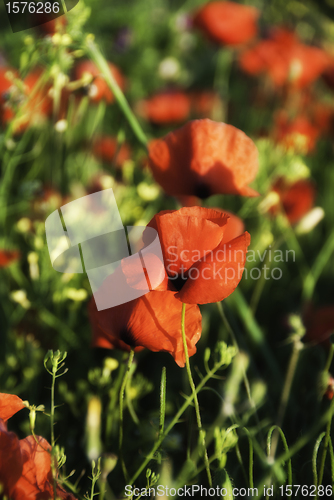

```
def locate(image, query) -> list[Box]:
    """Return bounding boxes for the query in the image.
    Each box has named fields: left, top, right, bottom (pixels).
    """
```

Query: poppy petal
left=0, top=419, right=23, bottom=496
left=193, top=1, right=259, bottom=46
left=90, top=290, right=202, bottom=367
left=0, top=393, right=26, bottom=422
left=147, top=207, right=229, bottom=275
left=148, top=119, right=259, bottom=198
left=177, top=232, right=250, bottom=304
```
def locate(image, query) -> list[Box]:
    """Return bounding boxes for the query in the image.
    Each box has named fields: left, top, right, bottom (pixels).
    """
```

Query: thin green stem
left=181, top=303, right=212, bottom=487
left=270, top=337, right=303, bottom=460
left=128, top=350, right=227, bottom=487
left=267, top=426, right=292, bottom=485
left=159, top=367, right=167, bottom=440
left=85, top=39, right=148, bottom=150
left=106, top=354, right=127, bottom=442
left=119, top=349, right=135, bottom=482
left=60, top=0, right=67, bottom=13
left=324, top=344, right=334, bottom=374
left=313, top=432, right=326, bottom=488
left=302, top=231, right=334, bottom=302
left=256, top=399, right=334, bottom=490
left=243, top=429, right=254, bottom=489
left=318, top=346, right=334, bottom=489
left=217, top=301, right=263, bottom=439
left=51, top=364, right=57, bottom=500
left=227, top=288, right=282, bottom=380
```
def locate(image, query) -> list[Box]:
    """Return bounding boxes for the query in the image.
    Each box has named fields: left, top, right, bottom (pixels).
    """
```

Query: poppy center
left=194, top=182, right=211, bottom=199
left=171, top=273, right=188, bottom=292
left=120, top=327, right=136, bottom=347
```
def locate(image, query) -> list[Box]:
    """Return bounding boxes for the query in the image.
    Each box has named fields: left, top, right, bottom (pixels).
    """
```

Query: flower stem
left=51, top=361, right=57, bottom=500
left=85, top=39, right=148, bottom=151
left=270, top=337, right=303, bottom=460
left=181, top=302, right=212, bottom=487
left=128, top=349, right=226, bottom=487
left=119, top=349, right=135, bottom=481
left=317, top=345, right=334, bottom=490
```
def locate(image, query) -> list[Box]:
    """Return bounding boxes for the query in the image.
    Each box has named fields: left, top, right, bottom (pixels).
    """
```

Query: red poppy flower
left=89, top=290, right=202, bottom=367
left=269, top=177, right=315, bottom=224
left=0, top=394, right=25, bottom=422
left=239, top=28, right=330, bottom=88
left=322, top=57, right=334, bottom=90
left=2, top=68, right=53, bottom=133
left=0, top=67, right=13, bottom=97
left=0, top=67, right=17, bottom=125
left=0, top=249, right=20, bottom=268
left=215, top=210, right=245, bottom=242
left=0, top=429, right=75, bottom=500
left=31, top=185, right=64, bottom=216
left=24, top=69, right=53, bottom=115
left=304, top=305, right=334, bottom=349
left=189, top=90, right=222, bottom=119
left=312, top=102, right=333, bottom=133
left=0, top=67, right=14, bottom=108
left=0, top=419, right=23, bottom=497
left=146, top=207, right=250, bottom=304
left=75, top=60, right=125, bottom=104
left=325, top=375, right=334, bottom=400
left=138, top=91, right=191, bottom=125
left=193, top=1, right=259, bottom=46
left=148, top=119, right=259, bottom=198
left=93, top=135, right=131, bottom=167
left=34, top=14, right=67, bottom=35
left=273, top=111, right=320, bottom=154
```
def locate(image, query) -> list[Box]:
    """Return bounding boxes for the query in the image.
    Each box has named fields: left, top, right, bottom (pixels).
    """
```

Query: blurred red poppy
left=304, top=305, right=334, bottom=349
left=93, top=135, right=131, bottom=167
left=138, top=91, right=191, bottom=125
left=148, top=119, right=259, bottom=198
left=269, top=177, right=315, bottom=224
left=146, top=207, right=250, bottom=304
left=325, top=375, right=334, bottom=400
left=75, top=60, right=125, bottom=104
left=34, top=14, right=67, bottom=35
left=89, top=290, right=202, bottom=367
left=273, top=111, right=320, bottom=154
left=0, top=67, right=17, bottom=125
left=0, top=249, right=20, bottom=268
left=0, top=394, right=25, bottom=421
left=2, top=68, right=53, bottom=133
left=239, top=28, right=330, bottom=88
left=24, top=69, right=53, bottom=116
left=189, top=90, right=222, bottom=119
left=193, top=1, right=259, bottom=46
left=31, top=186, right=64, bottom=216
left=0, top=67, right=14, bottom=98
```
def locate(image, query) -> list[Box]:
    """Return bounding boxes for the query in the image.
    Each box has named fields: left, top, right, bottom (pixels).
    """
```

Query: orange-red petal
left=177, top=232, right=250, bottom=304
left=90, top=290, right=202, bottom=367
left=0, top=249, right=20, bottom=268
left=270, top=177, right=315, bottom=224
left=148, top=119, right=259, bottom=198
left=193, top=1, right=259, bottom=46
left=0, top=419, right=22, bottom=497
left=0, top=394, right=26, bottom=422
left=139, top=91, right=191, bottom=125
left=147, top=207, right=230, bottom=275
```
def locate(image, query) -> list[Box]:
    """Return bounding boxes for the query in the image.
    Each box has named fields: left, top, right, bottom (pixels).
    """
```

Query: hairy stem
left=119, top=349, right=135, bottom=481
left=181, top=303, right=212, bottom=486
